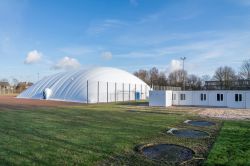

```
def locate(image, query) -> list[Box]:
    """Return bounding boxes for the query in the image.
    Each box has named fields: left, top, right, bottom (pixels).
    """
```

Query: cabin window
left=180, top=94, right=186, bottom=100
left=235, top=94, right=238, bottom=101
left=217, top=94, right=220, bottom=101
left=235, top=94, right=242, bottom=102
left=239, top=94, right=242, bottom=101
left=200, top=93, right=207, bottom=101
left=217, top=93, right=224, bottom=101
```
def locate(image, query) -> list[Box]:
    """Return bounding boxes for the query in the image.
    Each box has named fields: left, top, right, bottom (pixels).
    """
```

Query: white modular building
left=149, top=90, right=250, bottom=109
left=18, top=67, right=150, bottom=103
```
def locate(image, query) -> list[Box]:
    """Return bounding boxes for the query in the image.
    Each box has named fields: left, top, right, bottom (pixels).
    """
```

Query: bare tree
left=187, top=74, right=202, bottom=90
left=158, top=72, right=167, bottom=86
left=168, top=69, right=187, bottom=87
left=213, top=66, right=237, bottom=81
left=134, top=67, right=167, bottom=87
left=134, top=69, right=150, bottom=84
left=149, top=67, right=159, bottom=87
left=213, top=66, right=237, bottom=89
left=201, top=75, right=211, bottom=86
left=239, top=59, right=250, bottom=79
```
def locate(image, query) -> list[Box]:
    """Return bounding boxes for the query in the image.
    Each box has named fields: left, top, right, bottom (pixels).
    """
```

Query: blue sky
left=1, top=0, right=250, bottom=82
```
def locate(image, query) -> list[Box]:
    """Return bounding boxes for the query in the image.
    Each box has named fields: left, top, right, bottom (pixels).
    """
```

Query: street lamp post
left=180, top=57, right=186, bottom=90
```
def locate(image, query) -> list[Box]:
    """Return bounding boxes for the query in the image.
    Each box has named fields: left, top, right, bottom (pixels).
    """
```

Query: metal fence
left=205, top=80, right=250, bottom=90
left=17, top=80, right=150, bottom=103
left=83, top=81, right=149, bottom=103
left=152, top=85, right=181, bottom=91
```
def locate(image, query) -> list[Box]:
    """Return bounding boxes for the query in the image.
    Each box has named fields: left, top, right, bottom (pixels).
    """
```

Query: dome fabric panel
left=17, top=67, right=150, bottom=103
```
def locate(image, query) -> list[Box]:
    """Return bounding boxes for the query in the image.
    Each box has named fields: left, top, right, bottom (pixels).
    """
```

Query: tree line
left=134, top=59, right=250, bottom=90
left=0, top=78, right=33, bottom=93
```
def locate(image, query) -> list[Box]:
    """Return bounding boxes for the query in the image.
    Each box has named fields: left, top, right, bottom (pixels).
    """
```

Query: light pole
left=180, top=57, right=186, bottom=90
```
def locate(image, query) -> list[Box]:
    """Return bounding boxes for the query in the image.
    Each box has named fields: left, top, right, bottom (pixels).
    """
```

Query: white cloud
left=53, top=56, right=81, bottom=70
left=168, top=59, right=182, bottom=72
left=101, top=51, right=113, bottom=60
left=24, top=50, right=42, bottom=64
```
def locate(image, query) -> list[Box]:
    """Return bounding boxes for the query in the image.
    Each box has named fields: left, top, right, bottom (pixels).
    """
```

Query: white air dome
left=17, top=67, right=150, bottom=103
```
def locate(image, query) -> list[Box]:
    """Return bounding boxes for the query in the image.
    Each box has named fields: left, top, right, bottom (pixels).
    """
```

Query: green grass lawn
left=204, top=120, right=250, bottom=166
left=0, top=101, right=248, bottom=165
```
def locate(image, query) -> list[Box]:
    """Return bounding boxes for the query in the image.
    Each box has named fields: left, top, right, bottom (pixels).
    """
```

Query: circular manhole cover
left=185, top=120, right=215, bottom=127
left=139, top=144, right=194, bottom=164
left=171, top=129, right=209, bottom=138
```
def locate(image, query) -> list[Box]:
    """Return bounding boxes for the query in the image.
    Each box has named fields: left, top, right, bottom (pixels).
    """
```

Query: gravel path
left=198, top=107, right=250, bottom=120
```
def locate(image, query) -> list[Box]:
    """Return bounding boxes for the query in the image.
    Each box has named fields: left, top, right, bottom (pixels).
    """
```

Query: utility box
left=149, top=90, right=172, bottom=107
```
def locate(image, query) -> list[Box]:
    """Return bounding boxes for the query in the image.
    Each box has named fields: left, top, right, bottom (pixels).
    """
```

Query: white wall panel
left=246, top=92, right=250, bottom=109
left=149, top=90, right=172, bottom=107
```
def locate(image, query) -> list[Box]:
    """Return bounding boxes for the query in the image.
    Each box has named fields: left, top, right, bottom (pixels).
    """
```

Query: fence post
left=135, top=84, right=137, bottom=101
left=87, top=80, right=89, bottom=104
left=141, top=84, right=143, bottom=100
left=123, top=83, right=124, bottom=102
left=97, top=81, right=99, bottom=103
left=129, top=83, right=131, bottom=101
left=115, top=82, right=117, bottom=102
left=107, top=82, right=109, bottom=103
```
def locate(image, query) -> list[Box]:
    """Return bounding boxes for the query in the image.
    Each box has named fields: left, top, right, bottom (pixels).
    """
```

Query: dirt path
left=0, top=95, right=83, bottom=110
